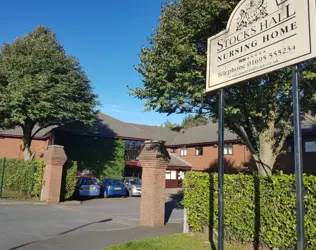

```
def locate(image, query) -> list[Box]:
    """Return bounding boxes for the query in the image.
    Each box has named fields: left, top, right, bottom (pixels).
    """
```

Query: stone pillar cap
left=44, top=145, right=67, bottom=165
left=138, top=141, right=170, bottom=165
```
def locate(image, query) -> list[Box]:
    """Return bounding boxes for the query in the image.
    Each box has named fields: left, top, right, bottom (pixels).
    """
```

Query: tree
left=130, top=0, right=316, bottom=176
left=161, top=119, right=181, bottom=130
left=0, top=26, right=99, bottom=160
left=102, top=139, right=125, bottom=179
left=182, top=114, right=208, bottom=129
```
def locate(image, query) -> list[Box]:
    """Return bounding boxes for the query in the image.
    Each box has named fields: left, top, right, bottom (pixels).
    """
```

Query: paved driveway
left=0, top=195, right=183, bottom=250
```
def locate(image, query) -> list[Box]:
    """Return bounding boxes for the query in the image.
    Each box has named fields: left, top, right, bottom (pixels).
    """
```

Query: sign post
left=218, top=89, right=224, bottom=250
left=205, top=1, right=316, bottom=249
left=0, top=157, right=6, bottom=199
left=292, top=65, right=304, bottom=249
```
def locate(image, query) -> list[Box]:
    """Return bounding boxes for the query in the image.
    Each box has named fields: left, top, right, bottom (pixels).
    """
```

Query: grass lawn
left=104, top=234, right=248, bottom=250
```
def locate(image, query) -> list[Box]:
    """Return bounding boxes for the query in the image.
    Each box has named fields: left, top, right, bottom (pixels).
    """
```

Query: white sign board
left=305, top=141, right=316, bottom=152
left=206, top=0, right=316, bottom=92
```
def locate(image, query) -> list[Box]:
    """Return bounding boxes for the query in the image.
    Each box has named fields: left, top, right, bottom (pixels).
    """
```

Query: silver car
left=123, top=177, right=142, bottom=197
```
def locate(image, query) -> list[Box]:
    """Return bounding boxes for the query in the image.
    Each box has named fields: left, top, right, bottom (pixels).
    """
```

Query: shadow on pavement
left=164, top=190, right=184, bottom=224
left=58, top=218, right=113, bottom=235
left=8, top=240, right=39, bottom=250
left=8, top=218, right=113, bottom=250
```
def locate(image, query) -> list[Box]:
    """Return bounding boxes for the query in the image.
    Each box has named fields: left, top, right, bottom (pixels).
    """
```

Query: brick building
left=0, top=113, right=316, bottom=188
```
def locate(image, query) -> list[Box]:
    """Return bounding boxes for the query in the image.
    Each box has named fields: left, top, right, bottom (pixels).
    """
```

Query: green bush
left=0, top=158, right=44, bottom=198
left=61, top=160, right=78, bottom=200
left=182, top=172, right=316, bottom=249
left=32, top=160, right=45, bottom=197
left=102, top=139, right=125, bottom=179
left=55, top=132, right=126, bottom=179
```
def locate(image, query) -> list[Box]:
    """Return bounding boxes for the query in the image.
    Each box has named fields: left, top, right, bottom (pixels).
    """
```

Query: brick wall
left=167, top=135, right=316, bottom=174
left=0, top=137, right=49, bottom=159
left=167, top=144, right=252, bottom=171
left=275, top=135, right=316, bottom=174
left=140, top=167, right=166, bottom=227
left=139, top=141, right=168, bottom=227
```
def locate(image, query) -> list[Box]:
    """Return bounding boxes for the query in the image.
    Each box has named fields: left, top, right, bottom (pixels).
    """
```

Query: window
left=171, top=148, right=177, bottom=153
left=305, top=141, right=316, bottom=152
left=81, top=178, right=97, bottom=185
left=180, top=147, right=187, bottom=156
left=195, top=147, right=203, bottom=156
left=224, top=144, right=233, bottom=155
left=130, top=179, right=142, bottom=185
left=165, top=170, right=177, bottom=180
left=107, top=179, right=123, bottom=185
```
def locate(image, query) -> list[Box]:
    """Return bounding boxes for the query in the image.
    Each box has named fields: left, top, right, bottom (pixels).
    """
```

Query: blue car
left=75, top=177, right=100, bottom=197
left=101, top=178, right=126, bottom=198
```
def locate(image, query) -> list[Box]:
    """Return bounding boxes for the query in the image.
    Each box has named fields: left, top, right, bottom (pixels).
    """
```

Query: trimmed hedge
left=182, top=172, right=316, bottom=249
left=0, top=158, right=44, bottom=197
left=61, top=160, right=78, bottom=200
left=0, top=158, right=77, bottom=201
left=32, top=160, right=45, bottom=197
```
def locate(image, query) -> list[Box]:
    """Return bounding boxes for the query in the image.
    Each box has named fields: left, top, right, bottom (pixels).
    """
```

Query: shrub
left=182, top=172, right=316, bottom=249
left=0, top=158, right=44, bottom=197
left=61, top=160, right=78, bottom=200
left=32, top=160, right=45, bottom=197
left=102, top=139, right=125, bottom=179
left=55, top=133, right=126, bottom=178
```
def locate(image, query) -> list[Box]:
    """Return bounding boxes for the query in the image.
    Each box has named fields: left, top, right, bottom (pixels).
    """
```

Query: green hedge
left=61, top=160, right=78, bottom=200
left=0, top=158, right=44, bottom=198
left=32, top=160, right=45, bottom=197
left=182, top=172, right=316, bottom=249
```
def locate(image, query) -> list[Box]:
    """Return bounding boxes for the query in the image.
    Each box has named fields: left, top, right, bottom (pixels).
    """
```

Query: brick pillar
left=138, top=141, right=170, bottom=227
left=41, top=145, right=67, bottom=204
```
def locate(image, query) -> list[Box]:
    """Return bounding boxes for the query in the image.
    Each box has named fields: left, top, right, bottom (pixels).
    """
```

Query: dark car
left=100, top=178, right=126, bottom=198
left=75, top=177, right=100, bottom=197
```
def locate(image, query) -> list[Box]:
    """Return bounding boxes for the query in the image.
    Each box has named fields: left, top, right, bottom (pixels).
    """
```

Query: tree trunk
left=253, top=127, right=275, bottom=177
left=23, top=142, right=32, bottom=161
left=22, top=121, right=34, bottom=161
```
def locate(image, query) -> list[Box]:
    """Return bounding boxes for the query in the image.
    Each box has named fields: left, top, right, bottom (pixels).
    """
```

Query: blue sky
left=0, top=0, right=185, bottom=126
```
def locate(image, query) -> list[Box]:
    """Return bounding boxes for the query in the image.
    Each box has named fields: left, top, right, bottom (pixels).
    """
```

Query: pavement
left=0, top=190, right=184, bottom=250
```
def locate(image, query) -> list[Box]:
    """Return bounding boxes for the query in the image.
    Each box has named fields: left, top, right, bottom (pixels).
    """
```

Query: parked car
left=101, top=178, right=126, bottom=198
left=123, top=177, right=142, bottom=197
left=75, top=177, right=100, bottom=197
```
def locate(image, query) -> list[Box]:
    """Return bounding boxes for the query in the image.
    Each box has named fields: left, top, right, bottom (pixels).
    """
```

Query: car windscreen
left=81, top=179, right=98, bottom=185
left=129, top=179, right=142, bottom=185
left=108, top=179, right=123, bottom=185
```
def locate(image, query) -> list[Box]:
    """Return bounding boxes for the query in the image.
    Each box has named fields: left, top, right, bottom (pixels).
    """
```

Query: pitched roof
left=168, top=154, right=192, bottom=167
left=1, top=113, right=316, bottom=146
left=55, top=113, right=178, bottom=141
left=301, top=114, right=316, bottom=133
left=125, top=123, right=179, bottom=142
left=165, top=123, right=238, bottom=146
left=0, top=125, right=54, bottom=139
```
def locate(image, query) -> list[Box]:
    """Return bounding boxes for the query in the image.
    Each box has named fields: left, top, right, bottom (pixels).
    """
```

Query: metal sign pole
left=0, top=157, right=6, bottom=199
left=218, top=88, right=224, bottom=250
left=292, top=65, right=304, bottom=250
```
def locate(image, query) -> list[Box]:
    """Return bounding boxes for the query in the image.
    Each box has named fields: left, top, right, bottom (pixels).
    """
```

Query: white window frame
left=165, top=170, right=171, bottom=180
left=224, top=144, right=233, bottom=155
left=180, top=146, right=187, bottom=156
left=195, top=147, right=203, bottom=156
left=165, top=170, right=177, bottom=180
